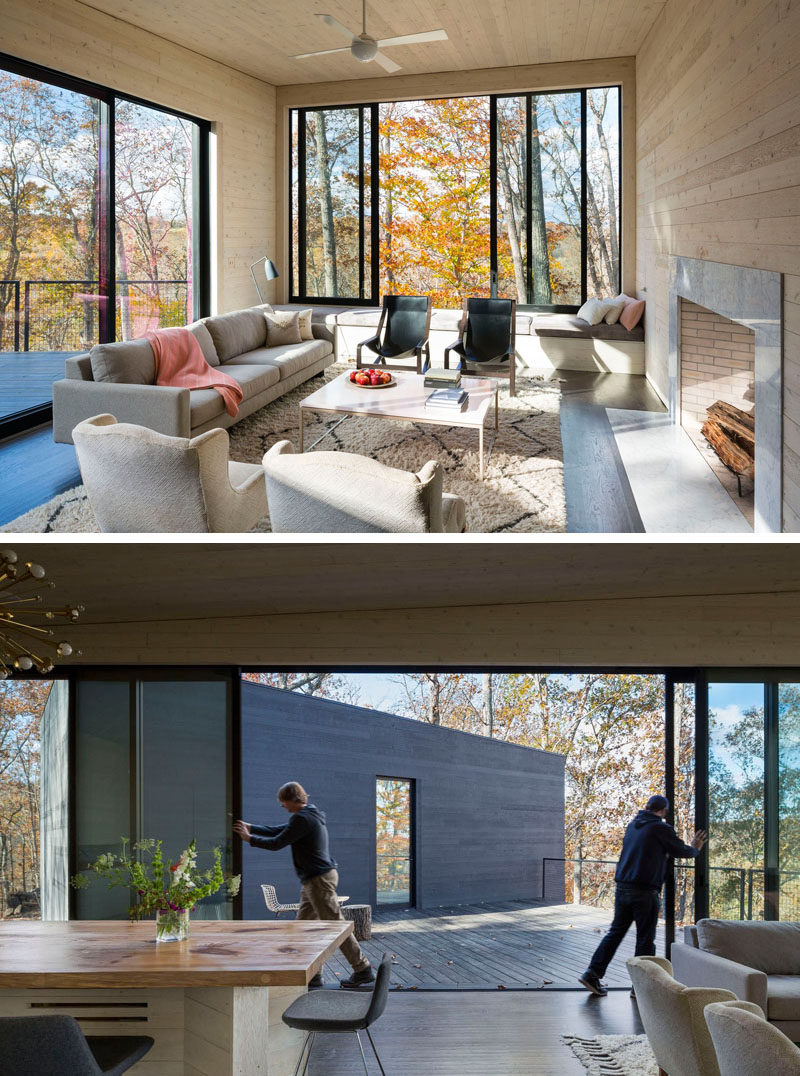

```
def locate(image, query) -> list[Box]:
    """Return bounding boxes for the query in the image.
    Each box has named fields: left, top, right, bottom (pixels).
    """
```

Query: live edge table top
left=0, top=919, right=353, bottom=989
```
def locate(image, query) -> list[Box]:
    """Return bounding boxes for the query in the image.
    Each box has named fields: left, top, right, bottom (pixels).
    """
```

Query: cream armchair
left=705, top=1000, right=800, bottom=1076
left=627, top=955, right=738, bottom=1076
left=73, top=414, right=267, bottom=532
left=262, top=440, right=467, bottom=532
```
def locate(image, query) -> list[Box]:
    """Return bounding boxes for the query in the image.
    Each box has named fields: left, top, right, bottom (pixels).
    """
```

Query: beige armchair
left=262, top=440, right=467, bottom=532
left=705, top=1000, right=800, bottom=1075
left=73, top=414, right=267, bottom=532
left=627, top=955, right=738, bottom=1076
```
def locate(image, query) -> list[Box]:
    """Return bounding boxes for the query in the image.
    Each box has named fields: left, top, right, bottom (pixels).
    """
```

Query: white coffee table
left=299, top=370, right=499, bottom=480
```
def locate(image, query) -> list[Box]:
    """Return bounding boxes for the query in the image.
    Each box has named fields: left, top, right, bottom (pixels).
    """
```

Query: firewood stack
left=701, top=401, right=755, bottom=478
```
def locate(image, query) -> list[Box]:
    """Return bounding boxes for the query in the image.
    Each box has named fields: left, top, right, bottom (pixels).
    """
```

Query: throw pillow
left=89, top=338, right=156, bottom=384
left=204, top=308, right=267, bottom=362
left=185, top=320, right=220, bottom=367
left=603, top=296, right=627, bottom=325
left=297, top=308, right=314, bottom=341
left=264, top=309, right=302, bottom=346
left=576, top=297, right=615, bottom=325
left=617, top=294, right=646, bottom=331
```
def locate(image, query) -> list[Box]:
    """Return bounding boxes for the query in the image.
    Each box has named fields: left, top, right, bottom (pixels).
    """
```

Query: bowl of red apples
left=349, top=368, right=395, bottom=388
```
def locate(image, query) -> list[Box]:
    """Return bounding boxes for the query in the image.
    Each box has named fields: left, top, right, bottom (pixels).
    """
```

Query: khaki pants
left=297, top=868, right=369, bottom=972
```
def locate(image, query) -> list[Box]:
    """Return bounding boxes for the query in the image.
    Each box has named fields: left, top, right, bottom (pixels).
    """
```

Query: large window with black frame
left=289, top=86, right=620, bottom=310
left=0, top=54, right=210, bottom=433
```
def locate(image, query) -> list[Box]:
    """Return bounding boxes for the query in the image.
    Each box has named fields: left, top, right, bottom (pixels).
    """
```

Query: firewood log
left=706, top=401, right=755, bottom=452
left=702, top=418, right=755, bottom=477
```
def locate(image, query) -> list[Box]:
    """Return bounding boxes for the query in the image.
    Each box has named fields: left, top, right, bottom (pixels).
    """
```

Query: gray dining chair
left=0, top=1014, right=153, bottom=1075
left=283, top=951, right=392, bottom=1075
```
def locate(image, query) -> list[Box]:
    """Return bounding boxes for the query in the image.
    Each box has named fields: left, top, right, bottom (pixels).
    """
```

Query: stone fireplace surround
left=668, top=255, right=783, bottom=533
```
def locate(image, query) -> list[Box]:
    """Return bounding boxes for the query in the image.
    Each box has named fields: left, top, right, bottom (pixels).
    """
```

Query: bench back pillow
left=696, top=919, right=800, bottom=974
left=576, top=297, right=616, bottom=325
left=617, top=293, right=646, bottom=331
left=89, top=338, right=156, bottom=384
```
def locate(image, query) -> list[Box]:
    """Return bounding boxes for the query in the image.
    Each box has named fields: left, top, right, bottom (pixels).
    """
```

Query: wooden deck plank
left=0, top=352, right=72, bottom=419
left=318, top=901, right=666, bottom=990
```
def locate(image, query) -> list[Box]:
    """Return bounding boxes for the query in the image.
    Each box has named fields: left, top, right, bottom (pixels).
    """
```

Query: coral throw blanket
left=147, top=327, right=243, bottom=417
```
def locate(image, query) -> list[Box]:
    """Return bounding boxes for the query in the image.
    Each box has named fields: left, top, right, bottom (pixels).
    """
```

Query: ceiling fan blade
left=373, top=51, right=402, bottom=73
left=316, top=13, right=357, bottom=42
left=291, top=46, right=352, bottom=59
left=376, top=29, right=449, bottom=48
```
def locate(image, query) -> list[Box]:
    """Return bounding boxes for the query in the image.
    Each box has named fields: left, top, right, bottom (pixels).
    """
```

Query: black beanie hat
left=646, top=795, right=669, bottom=812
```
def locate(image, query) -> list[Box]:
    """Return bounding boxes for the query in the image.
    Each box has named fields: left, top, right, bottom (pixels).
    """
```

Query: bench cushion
left=530, top=313, right=645, bottom=342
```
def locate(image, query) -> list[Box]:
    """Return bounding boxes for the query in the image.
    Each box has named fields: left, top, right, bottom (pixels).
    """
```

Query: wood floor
left=0, top=369, right=666, bottom=531
left=0, top=352, right=70, bottom=419
left=320, top=901, right=663, bottom=990
left=306, top=990, right=645, bottom=1075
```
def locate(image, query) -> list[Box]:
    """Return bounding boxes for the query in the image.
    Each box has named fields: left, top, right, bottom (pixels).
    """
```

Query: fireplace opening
left=679, top=299, right=756, bottom=527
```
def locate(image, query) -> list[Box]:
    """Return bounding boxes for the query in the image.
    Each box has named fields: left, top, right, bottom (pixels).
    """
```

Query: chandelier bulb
left=14, top=656, right=34, bottom=671
left=0, top=550, right=18, bottom=564
left=56, top=642, right=73, bottom=657
left=27, top=563, right=46, bottom=579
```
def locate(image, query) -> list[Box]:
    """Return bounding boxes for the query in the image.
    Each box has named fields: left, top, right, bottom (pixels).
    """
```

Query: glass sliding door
left=0, top=69, right=101, bottom=423
left=115, top=100, right=195, bottom=338
left=73, top=673, right=234, bottom=920
left=376, top=777, right=413, bottom=906
left=672, top=680, right=697, bottom=928
left=778, top=683, right=800, bottom=918
left=707, top=682, right=766, bottom=919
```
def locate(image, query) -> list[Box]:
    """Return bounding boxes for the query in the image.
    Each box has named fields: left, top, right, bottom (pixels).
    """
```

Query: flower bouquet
left=72, top=838, right=241, bottom=942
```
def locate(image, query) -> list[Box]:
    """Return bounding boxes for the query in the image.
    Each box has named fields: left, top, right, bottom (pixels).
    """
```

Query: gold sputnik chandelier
left=0, top=549, right=83, bottom=678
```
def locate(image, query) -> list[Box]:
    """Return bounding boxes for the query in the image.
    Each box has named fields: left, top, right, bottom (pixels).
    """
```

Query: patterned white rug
left=563, top=1034, right=657, bottom=1075
left=3, top=365, right=565, bottom=533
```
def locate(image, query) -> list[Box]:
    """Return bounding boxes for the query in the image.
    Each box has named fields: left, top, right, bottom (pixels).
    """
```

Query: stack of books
left=425, top=387, right=469, bottom=412
left=423, top=367, right=461, bottom=389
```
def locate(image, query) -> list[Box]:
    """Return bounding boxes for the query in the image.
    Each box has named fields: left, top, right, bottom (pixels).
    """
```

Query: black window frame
left=0, top=51, right=211, bottom=437
left=289, top=86, right=622, bottom=310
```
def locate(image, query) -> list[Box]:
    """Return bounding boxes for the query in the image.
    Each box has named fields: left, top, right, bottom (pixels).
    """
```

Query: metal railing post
left=739, top=869, right=746, bottom=920
left=13, top=281, right=20, bottom=352
left=23, top=281, right=31, bottom=351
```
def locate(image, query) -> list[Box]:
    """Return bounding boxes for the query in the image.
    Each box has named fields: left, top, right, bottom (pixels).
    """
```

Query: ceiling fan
left=291, top=1, right=449, bottom=74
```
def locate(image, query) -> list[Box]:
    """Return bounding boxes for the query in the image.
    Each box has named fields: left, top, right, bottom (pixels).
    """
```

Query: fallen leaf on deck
left=497, top=984, right=506, bottom=990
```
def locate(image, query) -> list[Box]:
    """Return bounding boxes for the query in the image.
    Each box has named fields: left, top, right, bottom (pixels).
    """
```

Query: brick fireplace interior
left=679, top=299, right=756, bottom=526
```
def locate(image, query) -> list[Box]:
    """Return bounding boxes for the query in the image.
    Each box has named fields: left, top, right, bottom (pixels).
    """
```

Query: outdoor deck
left=0, top=352, right=70, bottom=419
left=321, top=900, right=666, bottom=990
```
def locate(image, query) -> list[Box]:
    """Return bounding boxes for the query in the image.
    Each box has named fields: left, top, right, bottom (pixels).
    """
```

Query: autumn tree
left=304, top=109, right=360, bottom=298
left=376, top=778, right=411, bottom=898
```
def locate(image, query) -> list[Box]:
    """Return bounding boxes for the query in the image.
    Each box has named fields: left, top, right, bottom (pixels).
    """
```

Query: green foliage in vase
left=71, top=838, right=241, bottom=920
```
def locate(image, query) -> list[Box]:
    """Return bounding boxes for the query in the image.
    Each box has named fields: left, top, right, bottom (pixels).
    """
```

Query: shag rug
left=3, top=364, right=565, bottom=533
left=563, top=1034, right=657, bottom=1075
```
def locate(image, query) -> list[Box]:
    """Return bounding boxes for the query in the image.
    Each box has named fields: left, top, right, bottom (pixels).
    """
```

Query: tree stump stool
left=341, top=903, right=372, bottom=941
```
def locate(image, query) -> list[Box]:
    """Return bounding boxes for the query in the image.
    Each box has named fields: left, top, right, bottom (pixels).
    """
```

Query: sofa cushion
left=186, top=321, right=220, bottom=367
left=204, top=308, right=266, bottom=362
left=228, top=339, right=332, bottom=380
left=697, top=920, right=800, bottom=975
left=222, top=363, right=280, bottom=400
left=89, top=338, right=156, bottom=385
left=189, top=388, right=226, bottom=427
left=766, top=976, right=800, bottom=1021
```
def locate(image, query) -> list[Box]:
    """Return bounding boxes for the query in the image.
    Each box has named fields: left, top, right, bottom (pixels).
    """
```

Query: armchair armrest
left=52, top=379, right=191, bottom=444
left=670, top=941, right=768, bottom=1012
left=356, top=334, right=381, bottom=367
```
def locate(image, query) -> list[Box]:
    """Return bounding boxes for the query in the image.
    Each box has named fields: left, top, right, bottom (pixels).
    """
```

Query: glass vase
left=155, top=907, right=190, bottom=943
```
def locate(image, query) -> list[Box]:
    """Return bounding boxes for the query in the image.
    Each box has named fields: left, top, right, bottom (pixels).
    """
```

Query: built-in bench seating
left=275, top=304, right=645, bottom=376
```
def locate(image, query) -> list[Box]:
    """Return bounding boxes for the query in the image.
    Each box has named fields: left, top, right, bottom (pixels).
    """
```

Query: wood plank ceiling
left=76, top=0, right=667, bottom=85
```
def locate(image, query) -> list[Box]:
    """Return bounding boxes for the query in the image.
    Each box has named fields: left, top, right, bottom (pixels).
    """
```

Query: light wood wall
left=0, top=0, right=276, bottom=314
left=636, top=0, right=800, bottom=529
left=66, top=591, right=800, bottom=668
left=274, top=57, right=637, bottom=302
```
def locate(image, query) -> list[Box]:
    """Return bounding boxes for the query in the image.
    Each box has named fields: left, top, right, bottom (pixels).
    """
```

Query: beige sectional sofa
left=52, top=304, right=335, bottom=444
left=671, top=919, right=800, bottom=1042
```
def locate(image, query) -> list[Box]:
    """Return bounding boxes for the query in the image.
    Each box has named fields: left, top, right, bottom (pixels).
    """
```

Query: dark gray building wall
left=241, top=683, right=565, bottom=918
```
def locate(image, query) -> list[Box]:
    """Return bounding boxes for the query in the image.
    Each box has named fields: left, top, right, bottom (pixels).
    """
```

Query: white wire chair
left=261, top=883, right=349, bottom=918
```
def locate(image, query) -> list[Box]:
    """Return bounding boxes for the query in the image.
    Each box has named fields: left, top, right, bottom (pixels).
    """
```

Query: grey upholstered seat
left=283, top=953, right=391, bottom=1075
left=0, top=1014, right=153, bottom=1076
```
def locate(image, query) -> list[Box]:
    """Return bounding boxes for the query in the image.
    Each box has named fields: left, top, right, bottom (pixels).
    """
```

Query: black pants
left=588, top=884, right=660, bottom=977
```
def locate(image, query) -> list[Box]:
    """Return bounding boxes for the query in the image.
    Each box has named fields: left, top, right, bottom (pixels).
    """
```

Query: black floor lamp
left=249, top=256, right=280, bottom=303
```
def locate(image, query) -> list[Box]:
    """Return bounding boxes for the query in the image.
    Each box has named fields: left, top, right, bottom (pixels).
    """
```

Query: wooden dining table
left=0, top=918, right=353, bottom=1075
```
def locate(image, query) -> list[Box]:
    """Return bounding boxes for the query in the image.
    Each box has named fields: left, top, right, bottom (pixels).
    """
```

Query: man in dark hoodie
left=579, top=795, right=707, bottom=997
left=234, top=781, right=375, bottom=989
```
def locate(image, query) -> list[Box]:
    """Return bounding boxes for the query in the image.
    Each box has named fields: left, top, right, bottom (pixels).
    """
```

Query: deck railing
left=0, top=279, right=189, bottom=353
left=542, top=856, right=800, bottom=922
